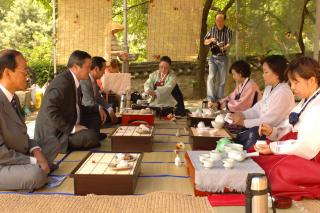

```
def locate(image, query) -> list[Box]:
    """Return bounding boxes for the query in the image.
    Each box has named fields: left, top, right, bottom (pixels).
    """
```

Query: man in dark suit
left=34, top=50, right=100, bottom=164
left=0, top=49, right=48, bottom=191
left=80, top=56, right=117, bottom=137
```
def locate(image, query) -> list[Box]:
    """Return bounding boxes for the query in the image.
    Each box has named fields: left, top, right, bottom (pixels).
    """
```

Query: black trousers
left=171, top=84, right=186, bottom=116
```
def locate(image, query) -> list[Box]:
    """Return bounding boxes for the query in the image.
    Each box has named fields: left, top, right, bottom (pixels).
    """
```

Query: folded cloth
left=208, top=194, right=245, bottom=206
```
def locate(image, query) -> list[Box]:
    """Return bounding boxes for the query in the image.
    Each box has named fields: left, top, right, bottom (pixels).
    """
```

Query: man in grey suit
left=34, top=50, right=100, bottom=165
left=0, top=49, right=48, bottom=191
left=80, top=56, right=117, bottom=138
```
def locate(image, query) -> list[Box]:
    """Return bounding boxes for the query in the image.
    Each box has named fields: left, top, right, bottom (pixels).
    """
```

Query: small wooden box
left=121, top=109, right=155, bottom=126
left=71, top=152, right=142, bottom=195
left=187, top=113, right=215, bottom=127
left=189, top=127, right=231, bottom=150
left=111, top=126, right=154, bottom=152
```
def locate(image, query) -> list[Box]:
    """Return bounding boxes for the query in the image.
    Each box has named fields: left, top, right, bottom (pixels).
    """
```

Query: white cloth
left=188, top=151, right=264, bottom=193
left=102, top=73, right=131, bottom=95
left=69, top=70, right=80, bottom=133
left=269, top=88, right=320, bottom=160
left=242, top=83, right=295, bottom=128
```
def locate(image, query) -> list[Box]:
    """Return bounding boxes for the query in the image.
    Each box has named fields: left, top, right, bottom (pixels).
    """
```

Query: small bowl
left=228, top=143, right=244, bottom=151
left=210, top=151, right=222, bottom=161
left=222, top=158, right=235, bottom=169
left=223, top=162, right=234, bottom=169
left=203, top=158, right=215, bottom=168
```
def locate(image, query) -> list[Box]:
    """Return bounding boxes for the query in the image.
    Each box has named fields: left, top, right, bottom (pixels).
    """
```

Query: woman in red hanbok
left=254, top=57, right=320, bottom=200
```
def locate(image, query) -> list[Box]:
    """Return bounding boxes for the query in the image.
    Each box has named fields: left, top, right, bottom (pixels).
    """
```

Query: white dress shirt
left=70, top=70, right=80, bottom=134
left=242, top=83, right=295, bottom=128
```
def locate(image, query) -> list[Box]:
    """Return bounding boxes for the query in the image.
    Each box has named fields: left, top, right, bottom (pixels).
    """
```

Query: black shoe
left=99, top=133, right=108, bottom=140
left=49, top=163, right=59, bottom=173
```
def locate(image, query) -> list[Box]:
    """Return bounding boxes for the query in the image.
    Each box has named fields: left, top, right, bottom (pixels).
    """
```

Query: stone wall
left=128, top=58, right=265, bottom=99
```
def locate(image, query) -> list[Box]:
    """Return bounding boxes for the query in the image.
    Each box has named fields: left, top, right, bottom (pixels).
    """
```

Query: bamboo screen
left=57, top=0, right=112, bottom=65
left=147, top=0, right=203, bottom=61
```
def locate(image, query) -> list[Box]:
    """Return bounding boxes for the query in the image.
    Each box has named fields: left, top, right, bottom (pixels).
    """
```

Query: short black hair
left=160, top=56, right=172, bottom=65
left=261, top=55, right=288, bottom=82
left=0, top=49, right=22, bottom=79
left=91, top=56, right=106, bottom=70
left=216, top=11, right=226, bottom=20
left=229, top=60, right=251, bottom=78
left=67, top=50, right=91, bottom=68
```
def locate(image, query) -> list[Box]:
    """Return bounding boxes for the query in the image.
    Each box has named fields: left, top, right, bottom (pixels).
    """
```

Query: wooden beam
left=314, top=0, right=320, bottom=60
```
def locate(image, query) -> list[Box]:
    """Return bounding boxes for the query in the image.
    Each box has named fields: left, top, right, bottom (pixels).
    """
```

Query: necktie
left=91, top=79, right=97, bottom=99
left=11, top=97, right=19, bottom=115
left=76, top=86, right=82, bottom=124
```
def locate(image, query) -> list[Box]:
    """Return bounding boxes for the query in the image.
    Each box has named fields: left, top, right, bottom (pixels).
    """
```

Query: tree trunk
left=297, top=0, right=310, bottom=55
left=195, top=0, right=213, bottom=98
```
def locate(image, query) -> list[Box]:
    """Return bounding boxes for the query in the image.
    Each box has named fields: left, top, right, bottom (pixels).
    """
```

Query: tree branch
left=113, top=1, right=149, bottom=17
left=222, top=0, right=235, bottom=13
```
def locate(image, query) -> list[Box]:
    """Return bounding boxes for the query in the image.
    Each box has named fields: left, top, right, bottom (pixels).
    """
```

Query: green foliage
left=113, top=0, right=148, bottom=62
left=0, top=0, right=53, bottom=85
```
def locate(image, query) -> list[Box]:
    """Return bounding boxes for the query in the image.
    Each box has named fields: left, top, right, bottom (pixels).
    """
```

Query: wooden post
left=52, top=0, right=57, bottom=76
left=235, top=0, right=240, bottom=60
left=122, top=0, right=129, bottom=73
left=314, top=0, right=320, bottom=61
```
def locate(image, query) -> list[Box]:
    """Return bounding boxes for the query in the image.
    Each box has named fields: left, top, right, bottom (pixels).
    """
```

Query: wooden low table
left=189, top=127, right=232, bottom=150
left=187, top=113, right=215, bottom=127
left=71, top=152, right=142, bottom=195
left=111, top=126, right=154, bottom=152
left=121, top=109, right=155, bottom=126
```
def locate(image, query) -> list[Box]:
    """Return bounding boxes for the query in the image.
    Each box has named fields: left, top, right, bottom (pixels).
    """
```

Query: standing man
left=80, top=56, right=117, bottom=138
left=0, top=49, right=48, bottom=191
left=204, top=11, right=232, bottom=102
left=35, top=50, right=100, bottom=165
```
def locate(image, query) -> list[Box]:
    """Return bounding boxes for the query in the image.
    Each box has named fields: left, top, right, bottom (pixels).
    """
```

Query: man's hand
left=259, top=123, right=273, bottom=137
left=107, top=107, right=118, bottom=124
left=74, top=124, right=88, bottom=133
left=32, top=148, right=50, bottom=174
left=210, top=37, right=217, bottom=43
left=99, top=107, right=107, bottom=124
left=208, top=101, right=218, bottom=109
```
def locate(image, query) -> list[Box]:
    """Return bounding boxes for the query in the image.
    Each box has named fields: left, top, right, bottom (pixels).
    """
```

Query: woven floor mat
left=0, top=191, right=212, bottom=213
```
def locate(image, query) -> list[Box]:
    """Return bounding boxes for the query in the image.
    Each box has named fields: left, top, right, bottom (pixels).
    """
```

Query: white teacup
left=116, top=153, right=125, bottom=160
left=137, top=99, right=142, bottom=105
left=222, top=158, right=235, bottom=169
left=199, top=154, right=210, bottom=162
left=210, top=150, right=222, bottom=161
left=117, top=160, right=129, bottom=168
left=203, top=158, right=214, bottom=168
left=197, top=121, right=205, bottom=129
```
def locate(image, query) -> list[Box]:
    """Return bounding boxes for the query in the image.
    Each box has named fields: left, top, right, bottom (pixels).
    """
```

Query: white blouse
left=242, top=83, right=295, bottom=128
left=269, top=88, right=320, bottom=160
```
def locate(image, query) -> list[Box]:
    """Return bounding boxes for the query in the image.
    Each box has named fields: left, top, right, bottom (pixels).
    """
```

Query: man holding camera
left=204, top=11, right=232, bottom=102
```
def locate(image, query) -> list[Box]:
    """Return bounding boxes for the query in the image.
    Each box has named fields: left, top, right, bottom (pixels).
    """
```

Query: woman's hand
left=147, top=90, right=156, bottom=97
left=254, top=144, right=273, bottom=155
left=259, top=123, right=273, bottom=137
left=208, top=101, right=218, bottom=109
left=230, top=112, right=244, bottom=126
